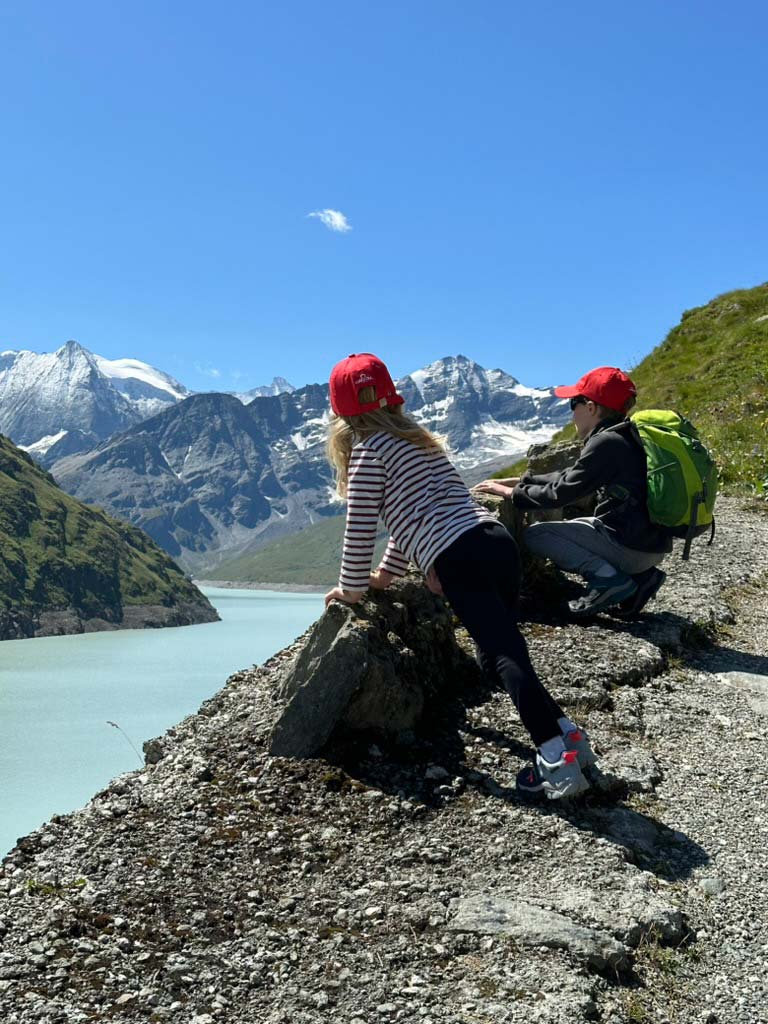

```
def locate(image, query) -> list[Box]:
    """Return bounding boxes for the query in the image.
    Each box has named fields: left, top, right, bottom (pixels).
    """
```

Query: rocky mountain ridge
left=50, top=356, right=568, bottom=573
left=397, top=356, right=566, bottom=464
left=52, top=386, right=334, bottom=573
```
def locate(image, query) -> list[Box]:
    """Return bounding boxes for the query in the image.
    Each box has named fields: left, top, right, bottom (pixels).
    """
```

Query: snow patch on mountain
left=408, top=368, right=428, bottom=398
left=18, top=430, right=69, bottom=457
left=92, top=355, right=189, bottom=401
left=451, top=418, right=565, bottom=469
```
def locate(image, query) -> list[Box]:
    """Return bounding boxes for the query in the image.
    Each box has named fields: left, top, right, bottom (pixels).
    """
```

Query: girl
left=324, top=352, right=595, bottom=799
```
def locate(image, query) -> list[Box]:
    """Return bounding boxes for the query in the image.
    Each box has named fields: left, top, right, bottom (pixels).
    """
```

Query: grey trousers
left=524, top=517, right=666, bottom=577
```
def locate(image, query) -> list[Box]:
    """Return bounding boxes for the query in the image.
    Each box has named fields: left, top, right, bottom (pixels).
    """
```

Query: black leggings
left=434, top=521, right=565, bottom=748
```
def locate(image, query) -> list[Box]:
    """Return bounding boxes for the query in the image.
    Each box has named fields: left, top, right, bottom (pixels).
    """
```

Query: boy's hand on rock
left=473, top=478, right=518, bottom=497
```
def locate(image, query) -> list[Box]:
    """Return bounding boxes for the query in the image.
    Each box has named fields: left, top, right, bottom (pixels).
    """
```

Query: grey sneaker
left=564, top=727, right=598, bottom=768
left=568, top=571, right=638, bottom=617
left=516, top=748, right=591, bottom=800
left=612, top=567, right=666, bottom=619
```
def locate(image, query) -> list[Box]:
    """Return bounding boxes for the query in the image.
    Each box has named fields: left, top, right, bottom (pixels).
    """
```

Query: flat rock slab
left=589, top=744, right=662, bottom=795
left=448, top=894, right=631, bottom=973
left=528, top=629, right=667, bottom=706
left=716, top=671, right=768, bottom=717
left=552, top=879, right=684, bottom=947
left=583, top=806, right=664, bottom=859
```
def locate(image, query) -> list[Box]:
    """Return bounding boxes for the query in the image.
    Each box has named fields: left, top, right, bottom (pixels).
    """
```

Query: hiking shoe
left=612, top=567, right=667, bottom=619
left=516, top=748, right=591, bottom=800
left=564, top=727, right=598, bottom=768
left=568, top=572, right=637, bottom=617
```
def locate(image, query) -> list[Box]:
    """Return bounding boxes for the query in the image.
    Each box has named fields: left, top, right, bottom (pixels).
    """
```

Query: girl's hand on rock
left=324, top=587, right=364, bottom=608
left=369, top=569, right=395, bottom=591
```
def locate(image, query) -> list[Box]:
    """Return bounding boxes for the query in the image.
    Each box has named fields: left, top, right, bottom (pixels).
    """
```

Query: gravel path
left=610, top=552, right=768, bottom=1024
left=1, top=496, right=767, bottom=1024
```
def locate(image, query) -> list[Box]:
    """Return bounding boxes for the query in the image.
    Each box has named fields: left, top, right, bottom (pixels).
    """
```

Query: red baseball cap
left=554, top=366, right=637, bottom=413
left=329, top=353, right=405, bottom=417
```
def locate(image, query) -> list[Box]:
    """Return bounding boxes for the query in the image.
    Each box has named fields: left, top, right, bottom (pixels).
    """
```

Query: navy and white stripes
left=338, top=431, right=496, bottom=591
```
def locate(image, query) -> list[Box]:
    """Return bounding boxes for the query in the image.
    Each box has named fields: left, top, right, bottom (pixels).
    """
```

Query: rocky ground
left=2, top=495, right=768, bottom=1024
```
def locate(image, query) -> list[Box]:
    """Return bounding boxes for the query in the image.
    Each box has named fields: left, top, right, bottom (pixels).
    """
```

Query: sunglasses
left=569, top=396, right=587, bottom=410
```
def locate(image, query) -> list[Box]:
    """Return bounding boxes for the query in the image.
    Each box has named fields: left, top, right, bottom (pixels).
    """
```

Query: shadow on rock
left=321, top=678, right=523, bottom=808
left=694, top=642, right=768, bottom=677
left=557, top=800, right=710, bottom=881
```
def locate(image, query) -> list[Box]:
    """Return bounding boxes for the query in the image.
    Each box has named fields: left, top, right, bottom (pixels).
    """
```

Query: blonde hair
left=327, top=385, right=444, bottom=498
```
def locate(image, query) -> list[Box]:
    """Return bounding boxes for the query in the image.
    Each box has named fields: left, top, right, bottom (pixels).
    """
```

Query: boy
left=477, top=366, right=670, bottom=617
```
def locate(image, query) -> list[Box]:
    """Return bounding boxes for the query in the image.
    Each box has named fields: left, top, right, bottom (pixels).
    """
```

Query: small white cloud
left=308, top=208, right=352, bottom=233
left=194, top=362, right=222, bottom=379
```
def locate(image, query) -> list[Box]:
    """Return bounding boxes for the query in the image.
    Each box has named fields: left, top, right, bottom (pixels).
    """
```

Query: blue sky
left=1, top=1, right=766, bottom=393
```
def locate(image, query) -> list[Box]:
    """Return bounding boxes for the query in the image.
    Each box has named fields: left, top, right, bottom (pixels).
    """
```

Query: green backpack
left=629, top=410, right=718, bottom=560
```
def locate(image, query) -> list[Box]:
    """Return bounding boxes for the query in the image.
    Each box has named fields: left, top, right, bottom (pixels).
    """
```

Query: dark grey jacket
left=512, top=418, right=672, bottom=553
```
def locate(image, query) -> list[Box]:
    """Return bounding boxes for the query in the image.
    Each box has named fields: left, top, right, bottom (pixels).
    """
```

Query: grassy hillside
left=0, top=434, right=213, bottom=625
left=494, top=282, right=768, bottom=495
left=209, top=515, right=388, bottom=587
left=630, top=283, right=768, bottom=491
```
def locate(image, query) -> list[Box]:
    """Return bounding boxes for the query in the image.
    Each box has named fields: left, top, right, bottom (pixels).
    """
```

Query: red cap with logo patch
left=329, top=353, right=405, bottom=417
left=554, top=366, right=637, bottom=413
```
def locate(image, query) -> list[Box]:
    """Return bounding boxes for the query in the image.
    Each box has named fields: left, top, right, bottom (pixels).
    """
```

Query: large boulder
left=268, top=575, right=479, bottom=757
left=526, top=438, right=583, bottom=475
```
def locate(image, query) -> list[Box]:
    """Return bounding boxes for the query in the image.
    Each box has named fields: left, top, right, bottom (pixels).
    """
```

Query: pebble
left=699, top=877, right=726, bottom=896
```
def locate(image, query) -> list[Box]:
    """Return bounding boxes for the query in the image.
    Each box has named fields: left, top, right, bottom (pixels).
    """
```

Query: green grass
left=489, top=454, right=530, bottom=479
left=630, top=282, right=768, bottom=493
left=491, top=281, right=768, bottom=495
left=0, top=434, right=207, bottom=619
left=210, top=515, right=389, bottom=586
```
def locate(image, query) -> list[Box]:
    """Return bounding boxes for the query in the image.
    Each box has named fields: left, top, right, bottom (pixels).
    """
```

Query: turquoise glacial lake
left=0, top=588, right=324, bottom=857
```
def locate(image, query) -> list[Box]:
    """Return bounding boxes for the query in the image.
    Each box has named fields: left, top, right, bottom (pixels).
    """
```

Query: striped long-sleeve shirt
left=338, top=431, right=497, bottom=591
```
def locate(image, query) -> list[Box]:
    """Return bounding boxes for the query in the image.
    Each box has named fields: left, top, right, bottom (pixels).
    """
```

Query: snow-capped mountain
left=0, top=341, right=296, bottom=459
left=231, top=377, right=295, bottom=402
left=50, top=355, right=569, bottom=573
left=0, top=341, right=191, bottom=455
left=397, top=355, right=568, bottom=469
